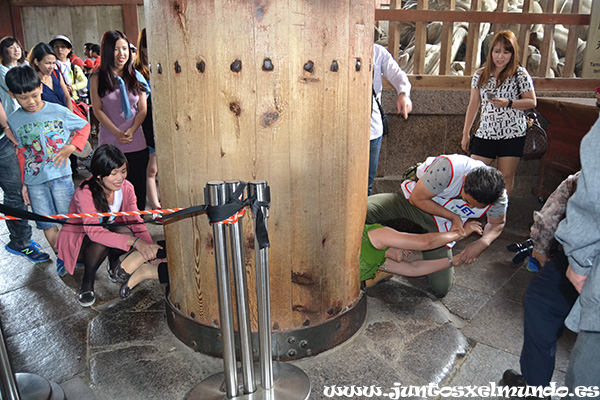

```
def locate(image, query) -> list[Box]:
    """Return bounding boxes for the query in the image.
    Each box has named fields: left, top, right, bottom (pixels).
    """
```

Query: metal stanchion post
left=247, top=180, right=273, bottom=390
left=207, top=181, right=238, bottom=398
left=0, top=320, right=20, bottom=400
left=188, top=179, right=310, bottom=400
left=225, top=180, right=255, bottom=395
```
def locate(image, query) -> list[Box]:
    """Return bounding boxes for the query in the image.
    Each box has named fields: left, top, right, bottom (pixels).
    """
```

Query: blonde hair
left=478, top=30, right=520, bottom=89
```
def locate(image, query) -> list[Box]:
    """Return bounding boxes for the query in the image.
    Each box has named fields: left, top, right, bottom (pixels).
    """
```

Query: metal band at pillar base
left=165, top=290, right=367, bottom=361
left=186, top=362, right=310, bottom=400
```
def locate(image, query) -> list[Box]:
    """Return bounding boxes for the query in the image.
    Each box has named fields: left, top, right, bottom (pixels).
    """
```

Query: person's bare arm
left=122, top=91, right=147, bottom=140
left=461, top=87, right=481, bottom=153
left=396, top=93, right=412, bottom=119
left=409, top=181, right=465, bottom=235
left=369, top=221, right=482, bottom=252
left=0, top=102, right=18, bottom=146
left=455, top=214, right=505, bottom=265
left=489, top=89, right=536, bottom=110
left=381, top=257, right=454, bottom=277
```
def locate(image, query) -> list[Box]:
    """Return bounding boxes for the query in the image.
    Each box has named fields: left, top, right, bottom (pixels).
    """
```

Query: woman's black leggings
left=124, top=148, right=149, bottom=211
left=78, top=225, right=132, bottom=293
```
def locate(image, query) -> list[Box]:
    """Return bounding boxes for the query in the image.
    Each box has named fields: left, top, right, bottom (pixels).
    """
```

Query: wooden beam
left=413, top=0, right=427, bottom=75
left=10, top=6, right=26, bottom=50
left=0, top=1, right=13, bottom=39
left=439, top=0, right=455, bottom=75
left=122, top=4, right=139, bottom=44
left=387, top=0, right=401, bottom=62
left=518, top=0, right=534, bottom=66
left=464, top=0, right=482, bottom=75
left=538, top=0, right=557, bottom=77
left=390, top=75, right=600, bottom=91
left=11, top=0, right=143, bottom=5
left=494, top=0, right=508, bottom=32
left=563, top=0, right=581, bottom=77
left=375, top=9, right=590, bottom=25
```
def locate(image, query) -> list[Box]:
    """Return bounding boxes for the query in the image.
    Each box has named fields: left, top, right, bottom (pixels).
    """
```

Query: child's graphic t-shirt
left=8, top=102, right=88, bottom=186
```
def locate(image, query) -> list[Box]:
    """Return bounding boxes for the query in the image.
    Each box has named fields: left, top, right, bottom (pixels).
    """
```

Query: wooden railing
left=376, top=0, right=598, bottom=91
left=1, top=0, right=144, bottom=56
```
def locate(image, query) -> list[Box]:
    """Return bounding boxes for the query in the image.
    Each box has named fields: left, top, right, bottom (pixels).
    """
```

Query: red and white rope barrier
left=0, top=208, right=185, bottom=221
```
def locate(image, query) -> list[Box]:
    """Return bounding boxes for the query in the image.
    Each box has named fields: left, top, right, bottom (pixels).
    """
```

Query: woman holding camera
left=461, top=30, right=536, bottom=196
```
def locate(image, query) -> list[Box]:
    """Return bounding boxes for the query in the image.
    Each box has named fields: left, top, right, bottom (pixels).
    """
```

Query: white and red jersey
left=401, top=154, right=503, bottom=246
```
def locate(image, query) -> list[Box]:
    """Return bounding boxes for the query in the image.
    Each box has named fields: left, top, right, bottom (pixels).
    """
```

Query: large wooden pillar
left=146, top=0, right=373, bottom=359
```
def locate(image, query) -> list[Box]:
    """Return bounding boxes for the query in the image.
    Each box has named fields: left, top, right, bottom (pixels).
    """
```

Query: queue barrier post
left=206, top=180, right=238, bottom=398
left=0, top=319, right=20, bottom=400
left=187, top=179, right=310, bottom=400
left=247, top=180, right=273, bottom=390
left=225, top=180, right=255, bottom=394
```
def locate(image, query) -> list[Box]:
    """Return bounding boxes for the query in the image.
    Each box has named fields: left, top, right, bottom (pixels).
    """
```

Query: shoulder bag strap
left=372, top=87, right=385, bottom=120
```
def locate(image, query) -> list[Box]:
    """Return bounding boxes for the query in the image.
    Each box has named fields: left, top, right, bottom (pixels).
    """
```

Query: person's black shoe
left=78, top=291, right=95, bottom=307
left=119, top=281, right=131, bottom=299
left=107, top=262, right=130, bottom=283
left=503, top=369, right=527, bottom=388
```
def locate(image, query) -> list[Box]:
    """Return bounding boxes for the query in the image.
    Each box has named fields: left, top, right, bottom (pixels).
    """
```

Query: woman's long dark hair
left=28, top=43, right=56, bottom=72
left=0, top=37, right=25, bottom=66
left=133, top=28, right=149, bottom=81
left=81, top=145, right=128, bottom=213
left=97, top=30, right=142, bottom=98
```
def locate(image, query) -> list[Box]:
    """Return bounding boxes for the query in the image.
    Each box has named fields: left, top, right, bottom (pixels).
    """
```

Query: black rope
left=0, top=182, right=270, bottom=248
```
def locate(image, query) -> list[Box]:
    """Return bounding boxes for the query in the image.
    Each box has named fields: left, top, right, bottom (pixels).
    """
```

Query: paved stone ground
left=0, top=174, right=576, bottom=400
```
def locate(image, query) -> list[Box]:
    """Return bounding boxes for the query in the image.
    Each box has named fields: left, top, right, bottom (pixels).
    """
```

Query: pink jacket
left=57, top=179, right=152, bottom=274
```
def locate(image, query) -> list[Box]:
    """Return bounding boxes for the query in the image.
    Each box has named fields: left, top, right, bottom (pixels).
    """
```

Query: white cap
left=49, top=35, right=73, bottom=49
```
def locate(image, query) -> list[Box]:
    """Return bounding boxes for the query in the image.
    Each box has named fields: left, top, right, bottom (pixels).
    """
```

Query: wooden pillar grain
left=146, top=0, right=372, bottom=346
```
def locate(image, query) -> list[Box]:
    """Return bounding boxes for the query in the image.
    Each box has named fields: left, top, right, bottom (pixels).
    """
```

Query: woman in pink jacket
left=57, top=144, right=161, bottom=307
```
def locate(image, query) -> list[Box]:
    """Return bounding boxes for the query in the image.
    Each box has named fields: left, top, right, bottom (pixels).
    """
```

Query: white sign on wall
left=583, top=0, right=600, bottom=78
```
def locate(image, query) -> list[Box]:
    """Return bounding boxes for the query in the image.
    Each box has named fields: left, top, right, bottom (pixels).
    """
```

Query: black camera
left=507, top=239, right=534, bottom=264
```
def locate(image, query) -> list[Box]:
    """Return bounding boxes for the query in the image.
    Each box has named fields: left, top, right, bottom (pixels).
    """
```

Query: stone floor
left=0, top=173, right=576, bottom=400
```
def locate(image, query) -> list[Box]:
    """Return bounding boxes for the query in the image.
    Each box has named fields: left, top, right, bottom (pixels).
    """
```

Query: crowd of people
left=0, top=29, right=163, bottom=308
left=0, top=25, right=598, bottom=398
left=367, top=28, right=599, bottom=399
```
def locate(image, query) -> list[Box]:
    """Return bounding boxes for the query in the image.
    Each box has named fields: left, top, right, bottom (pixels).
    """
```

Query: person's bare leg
left=146, top=153, right=161, bottom=210
left=43, top=226, right=59, bottom=251
left=497, top=156, right=520, bottom=197
left=470, top=154, right=494, bottom=166
left=126, top=263, right=158, bottom=290
left=120, top=250, right=145, bottom=274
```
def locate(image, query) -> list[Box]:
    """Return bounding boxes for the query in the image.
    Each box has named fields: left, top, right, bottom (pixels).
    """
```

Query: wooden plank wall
left=377, top=6, right=596, bottom=90
left=4, top=1, right=145, bottom=59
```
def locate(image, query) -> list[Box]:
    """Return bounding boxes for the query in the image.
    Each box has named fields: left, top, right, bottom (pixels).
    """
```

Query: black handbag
left=522, top=111, right=548, bottom=160
left=516, top=76, right=547, bottom=160
left=372, top=88, right=389, bottom=136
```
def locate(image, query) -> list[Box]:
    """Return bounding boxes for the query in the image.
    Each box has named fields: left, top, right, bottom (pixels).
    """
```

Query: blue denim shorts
left=27, top=175, right=75, bottom=230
